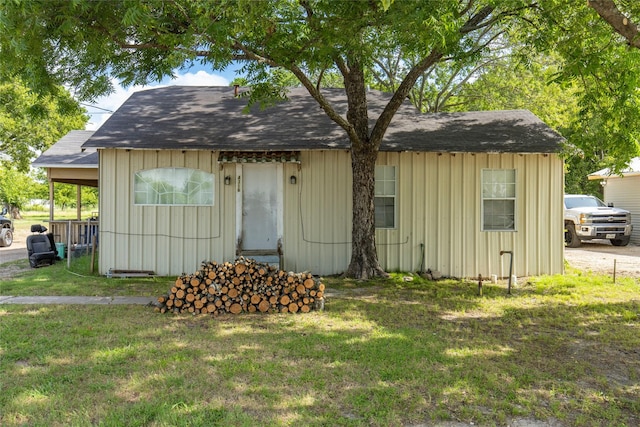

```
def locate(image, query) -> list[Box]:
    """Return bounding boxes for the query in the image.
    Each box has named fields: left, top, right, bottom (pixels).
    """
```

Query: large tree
left=0, top=82, right=87, bottom=172
left=6, top=1, right=639, bottom=277
left=526, top=1, right=640, bottom=173
left=2, top=0, right=537, bottom=278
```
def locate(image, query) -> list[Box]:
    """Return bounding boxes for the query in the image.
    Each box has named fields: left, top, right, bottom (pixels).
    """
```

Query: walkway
left=0, top=296, right=155, bottom=305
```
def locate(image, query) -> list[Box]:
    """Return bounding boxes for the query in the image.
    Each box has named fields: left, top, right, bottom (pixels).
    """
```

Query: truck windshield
left=564, top=196, right=606, bottom=209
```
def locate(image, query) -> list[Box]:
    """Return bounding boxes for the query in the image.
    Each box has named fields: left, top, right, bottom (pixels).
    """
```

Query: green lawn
left=0, top=261, right=639, bottom=426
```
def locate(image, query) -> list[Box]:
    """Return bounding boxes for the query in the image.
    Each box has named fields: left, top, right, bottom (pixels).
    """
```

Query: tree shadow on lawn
left=350, top=283, right=639, bottom=424
left=0, top=285, right=638, bottom=426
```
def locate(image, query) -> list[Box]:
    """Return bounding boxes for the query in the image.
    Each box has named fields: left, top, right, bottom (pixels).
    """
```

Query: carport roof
left=32, top=130, right=98, bottom=187
left=589, top=157, right=640, bottom=179
left=33, top=130, right=97, bottom=169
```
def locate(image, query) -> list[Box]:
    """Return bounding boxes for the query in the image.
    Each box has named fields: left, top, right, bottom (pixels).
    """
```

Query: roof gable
left=83, top=86, right=564, bottom=154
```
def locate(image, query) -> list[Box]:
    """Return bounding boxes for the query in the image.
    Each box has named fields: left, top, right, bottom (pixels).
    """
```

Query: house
left=74, top=86, right=564, bottom=278
left=588, top=157, right=640, bottom=245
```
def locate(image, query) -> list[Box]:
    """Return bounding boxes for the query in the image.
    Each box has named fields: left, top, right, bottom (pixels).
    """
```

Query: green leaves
left=0, top=81, right=87, bottom=172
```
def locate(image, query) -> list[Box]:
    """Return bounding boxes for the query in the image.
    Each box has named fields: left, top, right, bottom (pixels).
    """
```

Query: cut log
left=258, top=299, right=270, bottom=313
left=235, top=262, right=247, bottom=275
left=296, top=284, right=306, bottom=295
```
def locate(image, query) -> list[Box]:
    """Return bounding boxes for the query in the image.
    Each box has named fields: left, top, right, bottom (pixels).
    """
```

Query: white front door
left=240, top=164, right=282, bottom=251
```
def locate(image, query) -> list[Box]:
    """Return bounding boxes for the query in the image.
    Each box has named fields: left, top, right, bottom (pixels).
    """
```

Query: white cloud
left=171, top=70, right=229, bottom=86
left=85, top=70, right=230, bottom=130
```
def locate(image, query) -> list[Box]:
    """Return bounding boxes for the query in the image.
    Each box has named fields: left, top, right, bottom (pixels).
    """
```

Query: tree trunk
left=342, top=59, right=389, bottom=279
left=10, top=206, right=22, bottom=220
left=345, top=145, right=388, bottom=279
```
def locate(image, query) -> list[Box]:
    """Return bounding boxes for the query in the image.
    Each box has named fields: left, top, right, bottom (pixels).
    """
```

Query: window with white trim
left=375, top=165, right=396, bottom=228
left=134, top=168, right=214, bottom=206
left=482, top=169, right=516, bottom=231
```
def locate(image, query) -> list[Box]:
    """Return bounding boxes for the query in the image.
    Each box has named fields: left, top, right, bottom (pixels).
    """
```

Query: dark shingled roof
left=33, top=130, right=97, bottom=168
left=83, top=86, right=564, bottom=154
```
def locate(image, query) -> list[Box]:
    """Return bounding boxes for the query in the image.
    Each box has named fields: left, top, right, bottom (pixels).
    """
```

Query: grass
left=12, top=208, right=94, bottom=228
left=0, top=256, right=172, bottom=296
left=0, top=262, right=638, bottom=426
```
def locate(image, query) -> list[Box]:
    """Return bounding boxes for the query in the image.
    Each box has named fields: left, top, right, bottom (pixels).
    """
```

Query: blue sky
left=84, top=63, right=243, bottom=130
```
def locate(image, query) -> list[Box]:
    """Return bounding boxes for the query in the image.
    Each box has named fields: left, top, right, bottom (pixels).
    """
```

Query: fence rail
left=47, top=220, right=98, bottom=248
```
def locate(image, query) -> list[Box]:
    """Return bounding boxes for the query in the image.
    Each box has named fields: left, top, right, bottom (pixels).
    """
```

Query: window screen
left=482, top=169, right=516, bottom=231
left=375, top=165, right=396, bottom=228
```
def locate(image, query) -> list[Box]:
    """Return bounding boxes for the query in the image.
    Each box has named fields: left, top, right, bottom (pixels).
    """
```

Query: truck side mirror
left=607, top=202, right=614, bottom=207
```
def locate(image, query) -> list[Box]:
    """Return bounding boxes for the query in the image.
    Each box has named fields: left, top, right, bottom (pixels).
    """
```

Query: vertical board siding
left=100, top=149, right=563, bottom=278
left=604, top=176, right=640, bottom=245
left=283, top=150, right=352, bottom=274
left=99, top=149, right=230, bottom=276
left=376, top=152, right=564, bottom=278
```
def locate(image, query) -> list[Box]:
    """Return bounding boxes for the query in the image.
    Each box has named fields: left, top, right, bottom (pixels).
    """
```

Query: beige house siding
left=603, top=176, right=640, bottom=245
left=99, top=149, right=564, bottom=278
left=99, top=149, right=235, bottom=276
left=282, top=150, right=353, bottom=273
left=374, top=152, right=564, bottom=278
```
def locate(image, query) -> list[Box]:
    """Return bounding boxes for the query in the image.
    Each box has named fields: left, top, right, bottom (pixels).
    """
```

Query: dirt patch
left=0, top=262, right=30, bottom=280
left=564, top=240, right=640, bottom=277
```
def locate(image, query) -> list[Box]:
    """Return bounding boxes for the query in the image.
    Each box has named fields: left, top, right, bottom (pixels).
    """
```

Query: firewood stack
left=155, top=257, right=326, bottom=315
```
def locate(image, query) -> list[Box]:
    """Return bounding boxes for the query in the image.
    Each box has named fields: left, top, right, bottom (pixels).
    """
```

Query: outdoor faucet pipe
left=500, top=250, right=513, bottom=295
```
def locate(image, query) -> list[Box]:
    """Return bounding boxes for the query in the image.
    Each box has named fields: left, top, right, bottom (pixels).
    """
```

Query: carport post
left=67, top=220, right=71, bottom=268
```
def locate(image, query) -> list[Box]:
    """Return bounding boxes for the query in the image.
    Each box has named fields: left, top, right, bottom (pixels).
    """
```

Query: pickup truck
left=564, top=194, right=633, bottom=247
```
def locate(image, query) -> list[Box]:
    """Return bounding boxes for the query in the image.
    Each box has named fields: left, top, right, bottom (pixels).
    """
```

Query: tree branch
left=287, top=64, right=356, bottom=140
left=588, top=0, right=640, bottom=49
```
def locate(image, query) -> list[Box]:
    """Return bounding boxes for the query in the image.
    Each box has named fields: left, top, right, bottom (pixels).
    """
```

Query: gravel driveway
left=0, top=231, right=27, bottom=265
left=564, top=240, right=640, bottom=277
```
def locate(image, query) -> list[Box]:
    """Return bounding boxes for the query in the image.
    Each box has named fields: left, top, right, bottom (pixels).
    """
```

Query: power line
left=79, top=102, right=114, bottom=113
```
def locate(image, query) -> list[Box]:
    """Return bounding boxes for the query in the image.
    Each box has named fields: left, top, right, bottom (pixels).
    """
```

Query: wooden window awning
left=218, top=151, right=301, bottom=164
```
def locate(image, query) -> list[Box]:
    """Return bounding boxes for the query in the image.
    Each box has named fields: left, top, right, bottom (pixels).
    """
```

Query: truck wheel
left=564, top=223, right=581, bottom=248
left=0, top=229, right=13, bottom=247
left=610, top=236, right=630, bottom=246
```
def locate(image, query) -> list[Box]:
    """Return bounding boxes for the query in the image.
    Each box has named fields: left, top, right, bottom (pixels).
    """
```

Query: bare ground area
left=563, top=240, right=640, bottom=277
left=0, top=226, right=29, bottom=278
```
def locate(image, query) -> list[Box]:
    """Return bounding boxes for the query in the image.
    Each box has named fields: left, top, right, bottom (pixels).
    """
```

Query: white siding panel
left=604, top=176, right=640, bottom=245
